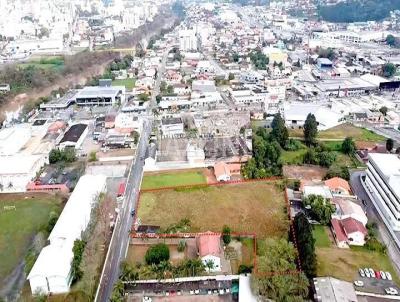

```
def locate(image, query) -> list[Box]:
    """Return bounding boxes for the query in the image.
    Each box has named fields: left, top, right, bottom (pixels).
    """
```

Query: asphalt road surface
left=95, top=48, right=169, bottom=302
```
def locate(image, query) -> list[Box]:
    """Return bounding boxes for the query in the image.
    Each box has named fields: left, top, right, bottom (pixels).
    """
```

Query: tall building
left=365, top=153, right=400, bottom=231
left=179, top=29, right=198, bottom=51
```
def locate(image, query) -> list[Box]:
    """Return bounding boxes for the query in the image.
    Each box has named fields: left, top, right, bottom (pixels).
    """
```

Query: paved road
left=95, top=48, right=169, bottom=302
left=350, top=171, right=400, bottom=276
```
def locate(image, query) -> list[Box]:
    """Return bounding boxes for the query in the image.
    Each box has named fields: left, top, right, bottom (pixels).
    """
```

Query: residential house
left=214, top=162, right=241, bottom=182
left=197, top=232, right=222, bottom=272
left=331, top=217, right=367, bottom=248
left=324, top=177, right=351, bottom=196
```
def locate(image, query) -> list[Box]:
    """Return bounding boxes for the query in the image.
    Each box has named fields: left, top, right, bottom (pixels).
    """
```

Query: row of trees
left=251, top=238, right=309, bottom=301
left=49, top=148, right=76, bottom=164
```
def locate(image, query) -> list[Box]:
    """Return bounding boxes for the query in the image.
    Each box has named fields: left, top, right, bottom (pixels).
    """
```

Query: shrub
left=145, top=243, right=170, bottom=265
left=238, top=264, right=253, bottom=274
left=365, top=237, right=387, bottom=254
left=177, top=240, right=186, bottom=252
left=222, top=225, right=231, bottom=245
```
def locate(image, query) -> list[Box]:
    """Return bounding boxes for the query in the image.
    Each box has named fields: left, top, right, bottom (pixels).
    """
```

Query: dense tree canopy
left=251, top=238, right=309, bottom=301
left=318, top=0, right=400, bottom=23
left=292, top=213, right=317, bottom=278
left=145, top=244, right=170, bottom=265
left=249, top=50, right=269, bottom=70
left=341, top=137, right=356, bottom=155
left=303, top=114, right=318, bottom=146
left=382, top=63, right=397, bottom=78
left=271, top=113, right=289, bottom=149
left=303, top=194, right=335, bottom=225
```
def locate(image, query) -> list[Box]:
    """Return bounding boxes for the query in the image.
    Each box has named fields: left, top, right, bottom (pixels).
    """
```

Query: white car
left=380, top=271, right=386, bottom=280
left=369, top=268, right=375, bottom=278
left=354, top=280, right=364, bottom=287
left=364, top=268, right=371, bottom=278
left=386, top=272, right=393, bottom=281
left=359, top=268, right=365, bottom=277
left=385, top=287, right=399, bottom=295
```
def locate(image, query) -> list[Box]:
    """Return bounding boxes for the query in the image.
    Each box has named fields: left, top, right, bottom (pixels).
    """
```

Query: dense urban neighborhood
left=1, top=0, right=400, bottom=302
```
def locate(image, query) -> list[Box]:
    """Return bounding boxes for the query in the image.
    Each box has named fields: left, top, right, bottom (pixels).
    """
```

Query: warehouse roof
left=59, top=124, right=87, bottom=144
left=0, top=154, right=43, bottom=174
left=75, top=86, right=123, bottom=99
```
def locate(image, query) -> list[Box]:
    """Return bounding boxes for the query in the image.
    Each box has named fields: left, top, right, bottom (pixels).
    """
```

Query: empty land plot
left=141, top=169, right=207, bottom=190
left=289, top=124, right=384, bottom=142
left=283, top=165, right=328, bottom=181
left=0, top=193, right=62, bottom=284
left=137, top=181, right=289, bottom=238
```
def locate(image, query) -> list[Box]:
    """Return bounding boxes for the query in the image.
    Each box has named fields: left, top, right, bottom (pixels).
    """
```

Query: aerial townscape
left=2, top=0, right=400, bottom=301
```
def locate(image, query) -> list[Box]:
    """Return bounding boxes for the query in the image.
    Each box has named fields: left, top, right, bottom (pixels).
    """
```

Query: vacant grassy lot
left=112, top=78, right=136, bottom=90
left=18, top=56, right=65, bottom=71
left=0, top=193, right=62, bottom=283
left=281, top=149, right=307, bottom=165
left=290, top=124, right=384, bottom=143
left=313, top=225, right=332, bottom=248
left=141, top=169, right=207, bottom=190
left=138, top=181, right=289, bottom=238
left=316, top=246, right=399, bottom=285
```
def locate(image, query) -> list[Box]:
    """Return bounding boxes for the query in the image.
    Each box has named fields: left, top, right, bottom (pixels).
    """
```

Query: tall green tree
left=303, top=194, right=335, bottom=225
left=271, top=113, right=289, bottom=148
left=386, top=34, right=397, bottom=47
left=303, top=114, right=318, bottom=146
left=341, top=137, right=356, bottom=155
left=382, top=63, right=397, bottom=78
left=251, top=238, right=309, bottom=301
left=292, top=213, right=317, bottom=278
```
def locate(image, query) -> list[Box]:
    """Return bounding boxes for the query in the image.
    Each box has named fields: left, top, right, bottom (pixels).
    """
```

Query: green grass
left=112, top=78, right=136, bottom=90
left=317, top=246, right=400, bottom=285
left=0, top=194, right=62, bottom=282
left=289, top=124, right=385, bottom=143
left=18, top=56, right=65, bottom=71
left=313, top=225, right=332, bottom=248
left=138, top=181, right=289, bottom=238
left=281, top=148, right=307, bottom=165
left=141, top=170, right=207, bottom=190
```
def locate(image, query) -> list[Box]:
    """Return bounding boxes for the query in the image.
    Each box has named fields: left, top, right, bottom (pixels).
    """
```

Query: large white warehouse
left=27, top=174, right=107, bottom=295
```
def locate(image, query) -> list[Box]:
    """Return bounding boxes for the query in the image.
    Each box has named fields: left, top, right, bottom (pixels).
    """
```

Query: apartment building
left=365, top=153, right=400, bottom=231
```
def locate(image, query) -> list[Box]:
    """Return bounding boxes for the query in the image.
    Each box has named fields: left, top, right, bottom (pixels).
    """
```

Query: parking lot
left=354, top=269, right=400, bottom=295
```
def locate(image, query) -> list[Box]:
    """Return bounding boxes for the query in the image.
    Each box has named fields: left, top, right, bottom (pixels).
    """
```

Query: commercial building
left=75, top=86, right=125, bottom=106
left=313, top=277, right=357, bottom=302
left=27, top=175, right=107, bottom=295
left=58, top=124, right=88, bottom=150
left=365, top=153, right=400, bottom=231
left=160, top=117, right=184, bottom=137
left=179, top=29, right=198, bottom=51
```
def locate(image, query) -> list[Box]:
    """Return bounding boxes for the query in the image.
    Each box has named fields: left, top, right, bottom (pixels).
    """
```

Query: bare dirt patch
left=283, top=165, right=328, bottom=181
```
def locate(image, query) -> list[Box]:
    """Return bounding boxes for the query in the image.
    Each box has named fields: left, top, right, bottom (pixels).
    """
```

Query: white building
left=0, top=155, right=47, bottom=192
left=58, top=123, right=88, bottom=150
left=179, top=29, right=198, bottom=51
left=28, top=175, right=107, bottom=295
left=160, top=117, right=184, bottom=137
left=197, top=232, right=222, bottom=272
left=75, top=86, right=126, bottom=106
left=365, top=153, right=400, bottom=231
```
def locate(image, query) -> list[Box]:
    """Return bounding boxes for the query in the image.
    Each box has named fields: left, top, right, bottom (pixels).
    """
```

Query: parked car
left=386, top=272, right=393, bottom=281
left=359, top=268, right=365, bottom=277
left=354, top=280, right=364, bottom=287
left=376, top=271, right=381, bottom=279
left=364, top=268, right=371, bottom=278
left=369, top=268, right=375, bottom=278
left=380, top=271, right=386, bottom=280
left=385, top=287, right=399, bottom=295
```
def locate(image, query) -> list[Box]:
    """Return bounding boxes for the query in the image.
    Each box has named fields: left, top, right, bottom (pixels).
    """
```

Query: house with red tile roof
left=196, top=232, right=222, bottom=272
left=331, top=217, right=368, bottom=248
left=324, top=177, right=351, bottom=196
left=214, top=162, right=241, bottom=182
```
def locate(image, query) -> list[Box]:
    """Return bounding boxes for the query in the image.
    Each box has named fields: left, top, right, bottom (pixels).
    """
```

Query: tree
left=270, top=113, right=289, bottom=148
left=386, top=34, right=397, bottom=47
left=205, top=259, right=215, bottom=272
left=382, top=63, right=396, bottom=78
left=177, top=240, right=186, bottom=252
left=303, top=194, right=335, bottom=225
left=386, top=138, right=394, bottom=152
left=222, top=225, right=231, bottom=245
left=145, top=243, right=170, bottom=265
left=318, top=151, right=337, bottom=168
left=251, top=238, right=309, bottom=301
left=228, top=73, right=234, bottom=81
left=156, top=94, right=162, bottom=104
left=49, top=149, right=62, bottom=163
left=138, top=93, right=149, bottom=102
left=292, top=213, right=317, bottom=278
left=71, top=239, right=86, bottom=284
left=379, top=106, right=388, bottom=116
left=342, top=137, right=356, bottom=155
left=88, top=151, right=97, bottom=162
left=303, top=113, right=318, bottom=146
